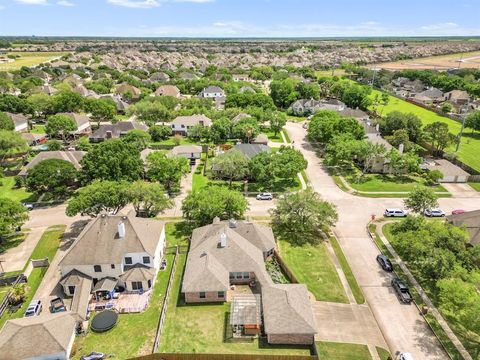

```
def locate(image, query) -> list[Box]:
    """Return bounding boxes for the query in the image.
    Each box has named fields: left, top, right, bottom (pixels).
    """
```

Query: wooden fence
left=136, top=354, right=318, bottom=360
left=273, top=250, right=298, bottom=284
left=152, top=246, right=180, bottom=353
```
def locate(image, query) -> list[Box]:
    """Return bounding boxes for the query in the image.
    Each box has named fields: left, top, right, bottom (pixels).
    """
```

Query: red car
left=451, top=209, right=466, bottom=215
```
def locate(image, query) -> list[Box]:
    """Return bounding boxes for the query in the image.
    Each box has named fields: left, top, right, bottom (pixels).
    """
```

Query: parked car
left=24, top=300, right=42, bottom=317
left=376, top=254, right=393, bottom=272
left=391, top=278, right=413, bottom=304
left=384, top=208, right=408, bottom=217
left=22, top=202, right=34, bottom=211
left=424, top=208, right=445, bottom=217
left=256, top=192, right=273, bottom=200
left=80, top=352, right=105, bottom=360
left=50, top=297, right=66, bottom=313
left=398, top=353, right=415, bottom=360
left=451, top=209, right=466, bottom=215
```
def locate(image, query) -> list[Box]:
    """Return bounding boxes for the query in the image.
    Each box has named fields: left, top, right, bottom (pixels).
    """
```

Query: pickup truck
left=391, top=278, right=413, bottom=304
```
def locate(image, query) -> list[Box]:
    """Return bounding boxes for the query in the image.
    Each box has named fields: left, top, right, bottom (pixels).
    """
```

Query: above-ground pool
left=90, top=310, right=119, bottom=332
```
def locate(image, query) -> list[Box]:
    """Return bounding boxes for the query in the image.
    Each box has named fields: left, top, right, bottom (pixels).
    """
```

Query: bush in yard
left=270, top=189, right=338, bottom=246
left=26, top=159, right=78, bottom=197
left=46, top=139, right=62, bottom=151
left=425, top=170, right=444, bottom=186
left=149, top=125, right=172, bottom=142
left=9, top=283, right=28, bottom=305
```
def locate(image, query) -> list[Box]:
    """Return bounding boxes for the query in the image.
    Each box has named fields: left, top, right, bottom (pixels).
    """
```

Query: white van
left=399, top=353, right=415, bottom=360
left=384, top=208, right=408, bottom=217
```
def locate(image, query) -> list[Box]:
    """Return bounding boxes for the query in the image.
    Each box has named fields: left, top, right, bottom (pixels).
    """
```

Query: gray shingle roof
left=90, top=121, right=148, bottom=140
left=119, top=264, right=155, bottom=282
left=19, top=151, right=85, bottom=176
left=233, top=144, right=271, bottom=160
left=171, top=114, right=212, bottom=127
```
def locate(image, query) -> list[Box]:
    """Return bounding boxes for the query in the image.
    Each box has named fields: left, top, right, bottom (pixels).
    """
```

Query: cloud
left=106, top=0, right=160, bottom=8
left=57, top=0, right=75, bottom=6
left=174, top=0, right=214, bottom=2
left=14, top=0, right=48, bottom=4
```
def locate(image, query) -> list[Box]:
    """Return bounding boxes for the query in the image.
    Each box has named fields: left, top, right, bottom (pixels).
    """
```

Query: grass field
left=0, top=176, right=37, bottom=203
left=30, top=124, right=46, bottom=134
left=315, top=342, right=371, bottom=360
left=316, top=69, right=347, bottom=78
left=467, top=182, right=480, bottom=192
left=374, top=51, right=480, bottom=70
left=278, top=240, right=348, bottom=303
left=0, top=52, right=67, bottom=71
left=345, top=174, right=447, bottom=193
left=369, top=89, right=480, bottom=172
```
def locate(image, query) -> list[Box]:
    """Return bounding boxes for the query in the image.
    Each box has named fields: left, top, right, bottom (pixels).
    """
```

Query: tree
left=440, top=102, right=454, bottom=114
left=210, top=117, right=232, bottom=143
left=146, top=152, right=190, bottom=194
left=85, top=98, right=116, bottom=122
left=46, top=139, right=62, bottom=151
left=148, top=125, right=172, bottom=142
left=127, top=100, right=172, bottom=125
left=270, top=189, right=338, bottom=245
left=387, top=129, right=413, bottom=152
left=233, top=117, right=260, bottom=143
left=45, top=114, right=77, bottom=142
left=27, top=93, right=53, bottom=117
left=465, top=111, right=480, bottom=133
left=50, top=90, right=84, bottom=113
left=308, top=110, right=365, bottom=145
left=0, top=198, right=28, bottom=239
left=380, top=93, right=390, bottom=115
left=269, top=79, right=298, bottom=108
left=122, top=129, right=151, bottom=151
left=66, top=180, right=130, bottom=217
left=424, top=121, right=455, bottom=156
left=26, top=159, right=77, bottom=197
left=0, top=112, right=14, bottom=131
left=340, top=84, right=372, bottom=110
left=9, top=283, right=28, bottom=305
left=380, top=111, right=423, bottom=143
left=426, top=170, right=444, bottom=186
left=269, top=111, right=287, bottom=136
left=356, top=142, right=387, bottom=174
left=212, top=149, right=249, bottom=187
left=80, top=139, right=143, bottom=183
left=128, top=181, right=173, bottom=217
left=0, top=130, right=28, bottom=160
left=404, top=186, right=439, bottom=214
left=271, top=146, right=308, bottom=179
left=181, top=186, right=248, bottom=226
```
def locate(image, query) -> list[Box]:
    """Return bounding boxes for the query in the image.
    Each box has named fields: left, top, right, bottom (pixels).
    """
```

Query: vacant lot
left=373, top=51, right=480, bottom=70
left=0, top=52, right=67, bottom=71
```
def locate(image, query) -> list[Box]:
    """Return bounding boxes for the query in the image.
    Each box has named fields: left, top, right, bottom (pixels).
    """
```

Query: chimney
left=218, top=233, right=227, bottom=248
left=118, top=221, right=126, bottom=239
left=229, top=219, right=237, bottom=228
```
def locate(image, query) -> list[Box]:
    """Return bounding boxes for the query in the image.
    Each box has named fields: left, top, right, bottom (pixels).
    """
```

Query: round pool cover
left=91, top=310, right=119, bottom=332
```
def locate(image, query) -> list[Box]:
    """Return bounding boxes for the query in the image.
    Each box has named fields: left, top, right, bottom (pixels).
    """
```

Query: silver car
left=256, top=192, right=273, bottom=200
left=424, top=208, right=445, bottom=217
left=25, top=300, right=42, bottom=317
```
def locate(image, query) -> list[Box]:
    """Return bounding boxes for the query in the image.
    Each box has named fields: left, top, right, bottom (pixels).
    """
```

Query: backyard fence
left=0, top=274, right=26, bottom=318
left=137, top=354, right=318, bottom=360
left=152, top=246, right=180, bottom=353
left=273, top=250, right=299, bottom=284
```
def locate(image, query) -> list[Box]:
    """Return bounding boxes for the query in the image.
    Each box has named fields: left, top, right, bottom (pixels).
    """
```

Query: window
left=68, top=286, right=76, bottom=295
left=132, top=281, right=143, bottom=291
left=111, top=264, right=115, bottom=269
left=229, top=273, right=235, bottom=280
left=181, top=124, right=185, bottom=128
left=93, top=265, right=102, bottom=273
left=199, top=292, right=206, bottom=299
left=242, top=272, right=250, bottom=279
left=218, top=291, right=225, bottom=299
left=143, top=256, right=150, bottom=264
left=125, top=257, right=133, bottom=265
left=236, top=273, right=243, bottom=279
left=148, top=280, right=152, bottom=288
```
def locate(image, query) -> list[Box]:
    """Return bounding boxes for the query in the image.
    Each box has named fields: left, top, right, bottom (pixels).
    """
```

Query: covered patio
left=230, top=294, right=262, bottom=337
left=88, top=289, right=152, bottom=313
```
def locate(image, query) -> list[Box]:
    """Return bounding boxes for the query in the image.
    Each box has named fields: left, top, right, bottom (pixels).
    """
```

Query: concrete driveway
left=285, top=122, right=457, bottom=360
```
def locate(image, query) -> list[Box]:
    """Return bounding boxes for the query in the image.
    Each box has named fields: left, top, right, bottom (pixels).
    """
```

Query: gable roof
left=447, top=209, right=480, bottom=246
left=233, top=144, right=271, bottom=160
left=59, top=112, right=91, bottom=128
left=0, top=312, right=76, bottom=359
left=201, top=85, right=224, bottom=94
left=119, top=263, right=155, bottom=283
left=170, top=145, right=202, bottom=156
left=19, top=151, right=85, bottom=176
left=155, top=85, right=180, bottom=97
left=59, top=214, right=164, bottom=267
left=171, top=114, right=212, bottom=127
left=90, top=121, right=148, bottom=140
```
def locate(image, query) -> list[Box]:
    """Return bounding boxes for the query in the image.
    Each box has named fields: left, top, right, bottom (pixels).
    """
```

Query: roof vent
left=118, top=221, right=126, bottom=239
left=229, top=219, right=237, bottom=228
left=218, top=233, right=227, bottom=248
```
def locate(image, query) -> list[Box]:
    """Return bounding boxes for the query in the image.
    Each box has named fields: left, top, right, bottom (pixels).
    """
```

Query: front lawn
left=345, top=174, right=447, bottom=193
left=152, top=136, right=197, bottom=146
left=315, top=341, right=371, bottom=360
left=30, top=124, right=46, bottom=134
left=0, top=176, right=38, bottom=203
left=158, top=253, right=311, bottom=355
left=278, top=240, right=348, bottom=303
left=0, top=232, right=27, bottom=254
left=468, top=182, right=480, bottom=192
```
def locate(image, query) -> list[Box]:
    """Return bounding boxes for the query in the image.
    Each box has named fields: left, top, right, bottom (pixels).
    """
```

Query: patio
left=88, top=290, right=152, bottom=314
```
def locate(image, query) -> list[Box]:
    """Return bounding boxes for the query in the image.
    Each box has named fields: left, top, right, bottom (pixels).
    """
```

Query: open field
left=0, top=52, right=67, bottom=71
left=372, top=51, right=480, bottom=70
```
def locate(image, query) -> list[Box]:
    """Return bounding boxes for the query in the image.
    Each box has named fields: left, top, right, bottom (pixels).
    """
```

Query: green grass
left=30, top=124, right=46, bottom=134
left=0, top=176, right=38, bottom=203
left=467, top=182, right=480, bottom=192
left=376, top=347, right=392, bottom=360
left=315, top=341, right=371, bottom=360
left=345, top=174, right=447, bottom=193
left=332, top=175, right=351, bottom=193
left=369, top=89, right=480, bottom=172
left=153, top=136, right=197, bottom=146
left=158, top=253, right=310, bottom=355
left=278, top=240, right=348, bottom=303
left=0, top=226, right=64, bottom=329
left=0, top=232, right=27, bottom=254
left=0, top=52, right=67, bottom=71
left=329, top=237, right=365, bottom=304
left=262, top=130, right=283, bottom=143
left=282, top=129, right=292, bottom=144
left=315, top=69, right=347, bottom=78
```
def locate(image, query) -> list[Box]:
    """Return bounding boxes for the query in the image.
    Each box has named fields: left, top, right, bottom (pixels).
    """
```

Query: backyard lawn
left=152, top=136, right=197, bottom=146
left=30, top=124, right=46, bottom=134
left=369, top=89, right=480, bottom=172
left=0, top=52, right=67, bottom=71
left=0, top=176, right=37, bottom=203
left=345, top=174, right=447, bottom=193
left=468, top=182, right=480, bottom=192
left=315, top=342, right=371, bottom=360
left=278, top=240, right=348, bottom=303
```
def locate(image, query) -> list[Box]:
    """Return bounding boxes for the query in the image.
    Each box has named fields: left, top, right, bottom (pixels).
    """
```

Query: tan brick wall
left=230, top=272, right=256, bottom=285
left=184, top=291, right=225, bottom=303
left=267, top=333, right=315, bottom=345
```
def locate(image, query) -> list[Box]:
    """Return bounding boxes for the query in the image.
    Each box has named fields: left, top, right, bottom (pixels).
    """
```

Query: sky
left=0, top=0, right=479, bottom=38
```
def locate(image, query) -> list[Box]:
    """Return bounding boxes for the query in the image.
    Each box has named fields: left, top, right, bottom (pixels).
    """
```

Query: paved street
left=284, top=121, right=477, bottom=360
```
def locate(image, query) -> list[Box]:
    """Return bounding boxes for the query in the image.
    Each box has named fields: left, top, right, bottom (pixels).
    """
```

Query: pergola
left=230, top=294, right=262, bottom=336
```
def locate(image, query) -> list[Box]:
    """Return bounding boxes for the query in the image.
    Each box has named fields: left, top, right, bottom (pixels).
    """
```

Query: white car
left=399, top=353, right=415, bottom=360
left=424, top=208, right=445, bottom=217
left=25, top=300, right=42, bottom=317
left=384, top=208, right=408, bottom=217
left=256, top=192, right=273, bottom=200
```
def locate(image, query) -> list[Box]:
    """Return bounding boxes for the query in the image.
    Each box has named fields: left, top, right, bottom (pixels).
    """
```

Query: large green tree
left=85, top=98, right=116, bottom=122
left=146, top=152, right=190, bottom=194
left=212, top=149, right=249, bottom=187
left=128, top=181, right=173, bottom=218
left=26, top=159, right=78, bottom=197
left=424, top=121, right=455, bottom=156
left=0, top=130, right=28, bottom=160
left=0, top=112, right=14, bottom=131
left=270, top=189, right=338, bottom=245
left=0, top=198, right=28, bottom=239
left=269, top=111, right=287, bottom=137
left=307, top=110, right=365, bottom=145
left=465, top=111, right=480, bottom=133
left=404, top=186, right=439, bottom=214
left=45, top=114, right=77, bottom=142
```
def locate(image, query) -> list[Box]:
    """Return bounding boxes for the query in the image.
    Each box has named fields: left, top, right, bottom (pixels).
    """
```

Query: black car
left=391, top=278, right=413, bottom=304
left=376, top=254, right=393, bottom=272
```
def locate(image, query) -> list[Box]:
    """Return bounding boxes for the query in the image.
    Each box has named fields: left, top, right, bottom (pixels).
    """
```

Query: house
left=447, top=210, right=480, bottom=246
left=115, top=83, right=142, bottom=100
left=336, top=108, right=370, bottom=122
left=232, top=113, right=252, bottom=124
left=290, top=99, right=345, bottom=116
left=39, top=84, right=58, bottom=96
left=170, top=114, right=212, bottom=136
left=444, top=90, right=470, bottom=106
left=179, top=72, right=199, bottom=81
left=419, top=88, right=444, bottom=103
left=234, top=144, right=271, bottom=160
left=233, top=74, right=251, bottom=82
left=5, top=112, right=28, bottom=133
left=148, top=72, right=170, bottom=83
left=421, top=158, right=470, bottom=183
left=99, top=94, right=130, bottom=113
left=89, top=121, right=148, bottom=143
left=199, top=86, right=225, bottom=99
left=402, top=79, right=425, bottom=94
left=182, top=219, right=317, bottom=345
left=251, top=134, right=269, bottom=146
left=19, top=151, right=85, bottom=176
left=169, top=145, right=203, bottom=159
left=412, top=93, right=434, bottom=105
left=154, top=85, right=181, bottom=98
left=365, top=133, right=395, bottom=174
left=0, top=311, right=77, bottom=360
left=59, top=214, right=166, bottom=302
left=60, top=112, right=92, bottom=135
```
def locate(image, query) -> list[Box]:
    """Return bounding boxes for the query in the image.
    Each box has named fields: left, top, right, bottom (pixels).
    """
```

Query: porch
left=88, top=289, right=152, bottom=314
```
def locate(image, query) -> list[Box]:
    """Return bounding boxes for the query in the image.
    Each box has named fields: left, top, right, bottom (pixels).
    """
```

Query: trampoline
left=90, top=310, right=119, bottom=333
